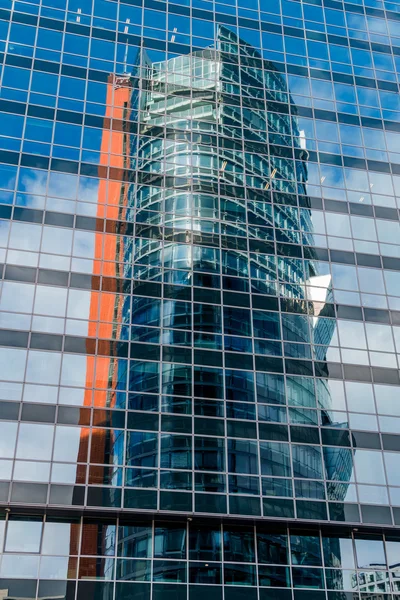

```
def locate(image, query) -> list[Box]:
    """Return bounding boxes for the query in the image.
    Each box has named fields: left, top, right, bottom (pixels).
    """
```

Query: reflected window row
left=2, top=345, right=400, bottom=401
left=2, top=459, right=400, bottom=508
left=4, top=216, right=400, bottom=256
left=3, top=556, right=400, bottom=590
left=2, top=373, right=400, bottom=416
left=7, top=108, right=400, bottom=146
left=1, top=419, right=400, bottom=487
left=3, top=254, right=400, bottom=297
left=7, top=0, right=400, bottom=28
left=2, top=168, right=400, bottom=217
left=8, top=109, right=400, bottom=166
left=8, top=0, right=400, bottom=31
left=3, top=25, right=400, bottom=86
left=1, top=516, right=400, bottom=567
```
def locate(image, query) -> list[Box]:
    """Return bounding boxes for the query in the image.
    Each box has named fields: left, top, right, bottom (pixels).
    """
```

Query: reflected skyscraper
left=81, top=24, right=354, bottom=514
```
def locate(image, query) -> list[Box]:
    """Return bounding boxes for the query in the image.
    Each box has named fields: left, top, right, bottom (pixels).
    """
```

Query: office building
left=1, top=0, right=400, bottom=599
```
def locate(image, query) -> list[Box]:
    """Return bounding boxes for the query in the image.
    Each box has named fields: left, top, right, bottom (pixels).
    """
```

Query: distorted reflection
left=3, top=21, right=390, bottom=523
left=50, top=23, right=361, bottom=518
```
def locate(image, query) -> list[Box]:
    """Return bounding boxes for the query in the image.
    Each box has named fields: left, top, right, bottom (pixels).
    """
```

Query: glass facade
left=1, top=516, right=400, bottom=600
left=3, top=0, right=400, bottom=593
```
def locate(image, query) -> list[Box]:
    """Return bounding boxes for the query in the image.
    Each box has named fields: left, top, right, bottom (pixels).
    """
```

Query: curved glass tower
left=112, top=25, right=350, bottom=517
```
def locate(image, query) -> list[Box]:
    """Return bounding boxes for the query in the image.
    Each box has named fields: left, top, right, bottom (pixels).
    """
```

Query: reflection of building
left=352, top=568, right=390, bottom=595
left=78, top=25, right=355, bottom=504
left=125, top=26, right=339, bottom=483
left=72, top=72, right=134, bottom=570
left=309, top=273, right=354, bottom=504
left=131, top=25, right=312, bottom=302
left=77, top=25, right=355, bottom=522
left=309, top=274, right=335, bottom=358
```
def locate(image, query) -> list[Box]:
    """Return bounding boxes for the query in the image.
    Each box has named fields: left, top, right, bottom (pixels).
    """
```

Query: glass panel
left=5, top=518, right=43, bottom=553
left=224, top=527, right=255, bottom=562
left=154, top=524, right=186, bottom=559
left=355, top=537, right=385, bottom=568
left=290, top=534, right=322, bottom=566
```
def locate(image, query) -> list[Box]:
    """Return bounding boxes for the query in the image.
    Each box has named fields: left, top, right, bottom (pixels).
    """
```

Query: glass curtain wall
left=1, top=0, right=400, bottom=596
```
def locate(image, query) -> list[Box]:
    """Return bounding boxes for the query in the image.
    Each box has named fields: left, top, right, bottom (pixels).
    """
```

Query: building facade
left=2, top=0, right=400, bottom=599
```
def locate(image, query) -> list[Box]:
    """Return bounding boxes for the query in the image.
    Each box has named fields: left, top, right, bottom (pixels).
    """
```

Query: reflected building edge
left=75, top=27, right=356, bottom=582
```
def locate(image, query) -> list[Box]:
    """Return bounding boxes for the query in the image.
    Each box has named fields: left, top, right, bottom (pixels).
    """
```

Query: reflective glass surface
left=1, top=0, right=400, bottom=588
left=0, top=518, right=399, bottom=598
